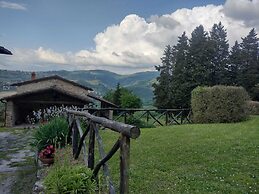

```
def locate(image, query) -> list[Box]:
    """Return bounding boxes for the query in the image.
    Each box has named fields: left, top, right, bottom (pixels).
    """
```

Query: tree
left=153, top=24, right=259, bottom=108
left=103, top=89, right=114, bottom=103
left=171, top=32, right=190, bottom=108
left=103, top=85, right=142, bottom=108
left=120, top=92, right=142, bottom=108
left=153, top=45, right=174, bottom=108
left=113, top=83, right=122, bottom=106
left=239, top=28, right=259, bottom=99
left=209, top=22, right=229, bottom=85
left=187, top=25, right=213, bottom=87
left=228, top=41, right=242, bottom=85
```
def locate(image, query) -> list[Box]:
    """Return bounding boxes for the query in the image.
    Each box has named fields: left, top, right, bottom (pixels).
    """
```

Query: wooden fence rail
left=83, top=108, right=192, bottom=126
left=67, top=110, right=141, bottom=194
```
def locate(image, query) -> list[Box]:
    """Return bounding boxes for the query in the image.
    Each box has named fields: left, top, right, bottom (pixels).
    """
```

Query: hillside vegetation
left=0, top=70, right=158, bottom=105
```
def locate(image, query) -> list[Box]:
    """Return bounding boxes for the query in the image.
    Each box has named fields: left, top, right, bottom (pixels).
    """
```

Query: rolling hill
left=0, top=69, right=158, bottom=105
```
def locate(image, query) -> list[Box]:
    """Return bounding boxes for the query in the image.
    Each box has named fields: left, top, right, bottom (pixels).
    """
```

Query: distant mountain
left=0, top=69, right=159, bottom=105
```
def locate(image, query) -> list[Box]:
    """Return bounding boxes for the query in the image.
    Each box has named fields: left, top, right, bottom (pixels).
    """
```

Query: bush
left=191, top=86, right=249, bottom=123
left=44, top=164, right=96, bottom=194
left=247, top=100, right=259, bottom=115
left=32, top=117, right=69, bottom=151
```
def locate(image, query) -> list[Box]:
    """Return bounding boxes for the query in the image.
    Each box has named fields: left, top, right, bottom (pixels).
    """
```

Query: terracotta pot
left=39, top=157, right=54, bottom=165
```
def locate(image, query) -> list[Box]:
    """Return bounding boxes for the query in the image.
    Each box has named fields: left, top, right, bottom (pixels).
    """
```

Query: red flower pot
left=39, top=157, right=54, bottom=165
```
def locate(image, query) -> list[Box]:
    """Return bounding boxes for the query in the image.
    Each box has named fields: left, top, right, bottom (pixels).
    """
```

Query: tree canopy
left=153, top=23, right=259, bottom=108
left=104, top=83, right=142, bottom=108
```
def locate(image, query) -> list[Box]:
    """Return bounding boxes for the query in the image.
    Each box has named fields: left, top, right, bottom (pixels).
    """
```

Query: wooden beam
left=67, top=110, right=140, bottom=139
left=88, top=124, right=95, bottom=169
left=15, top=100, right=85, bottom=106
left=82, top=108, right=190, bottom=112
left=74, top=119, right=90, bottom=163
left=72, top=121, right=79, bottom=157
left=120, top=135, right=130, bottom=194
left=92, top=138, right=120, bottom=178
left=149, top=112, right=163, bottom=126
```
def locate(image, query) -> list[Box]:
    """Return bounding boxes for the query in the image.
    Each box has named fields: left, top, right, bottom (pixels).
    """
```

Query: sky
left=0, top=0, right=259, bottom=74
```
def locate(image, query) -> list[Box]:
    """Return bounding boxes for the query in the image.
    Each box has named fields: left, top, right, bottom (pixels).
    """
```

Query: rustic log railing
left=84, top=108, right=192, bottom=126
left=67, top=110, right=140, bottom=194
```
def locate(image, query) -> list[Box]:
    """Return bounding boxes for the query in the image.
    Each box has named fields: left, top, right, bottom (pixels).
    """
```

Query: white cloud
left=0, top=1, right=26, bottom=10
left=35, top=47, right=67, bottom=64
left=1, top=0, right=259, bottom=74
left=223, top=0, right=259, bottom=27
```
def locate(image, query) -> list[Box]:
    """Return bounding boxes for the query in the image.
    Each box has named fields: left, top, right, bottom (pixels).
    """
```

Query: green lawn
left=98, top=116, right=259, bottom=193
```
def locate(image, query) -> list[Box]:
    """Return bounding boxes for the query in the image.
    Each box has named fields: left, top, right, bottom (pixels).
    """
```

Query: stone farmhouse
left=0, top=73, right=117, bottom=127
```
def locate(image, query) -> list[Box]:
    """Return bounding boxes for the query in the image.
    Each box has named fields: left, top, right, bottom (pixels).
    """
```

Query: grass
left=96, top=116, right=259, bottom=193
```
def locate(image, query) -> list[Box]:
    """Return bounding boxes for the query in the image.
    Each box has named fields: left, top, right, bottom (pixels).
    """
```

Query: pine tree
left=113, top=83, right=122, bottom=106
left=187, top=25, right=213, bottom=87
left=209, top=22, right=229, bottom=85
left=171, top=32, right=190, bottom=108
left=153, top=45, right=174, bottom=108
left=228, top=41, right=242, bottom=85
left=239, top=28, right=259, bottom=99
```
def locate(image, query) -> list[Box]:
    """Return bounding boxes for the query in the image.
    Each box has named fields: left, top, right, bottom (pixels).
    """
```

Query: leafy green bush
left=191, top=86, right=249, bottom=123
left=44, top=164, right=96, bottom=194
left=247, top=100, right=259, bottom=115
left=103, top=84, right=142, bottom=108
left=32, top=117, right=68, bottom=151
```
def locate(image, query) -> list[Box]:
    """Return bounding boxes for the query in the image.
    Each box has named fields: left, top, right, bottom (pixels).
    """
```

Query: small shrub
left=191, top=86, right=249, bottom=123
left=31, top=117, right=68, bottom=151
left=247, top=100, right=259, bottom=115
left=44, top=164, right=96, bottom=194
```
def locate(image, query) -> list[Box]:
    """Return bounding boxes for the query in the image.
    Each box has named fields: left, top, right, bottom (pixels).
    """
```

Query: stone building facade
left=0, top=75, right=117, bottom=127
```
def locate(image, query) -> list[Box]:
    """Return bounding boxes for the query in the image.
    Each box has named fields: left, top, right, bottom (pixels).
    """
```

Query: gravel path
left=0, top=128, right=36, bottom=194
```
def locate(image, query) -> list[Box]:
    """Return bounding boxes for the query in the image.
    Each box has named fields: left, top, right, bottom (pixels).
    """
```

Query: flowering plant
left=39, top=145, right=55, bottom=159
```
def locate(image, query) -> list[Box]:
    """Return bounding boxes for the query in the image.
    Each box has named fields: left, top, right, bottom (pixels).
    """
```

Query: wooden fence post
left=165, top=111, right=168, bottom=126
left=72, top=121, right=79, bottom=157
left=180, top=111, right=183, bottom=124
left=88, top=123, right=95, bottom=169
left=124, top=112, right=127, bottom=123
left=120, top=134, right=130, bottom=194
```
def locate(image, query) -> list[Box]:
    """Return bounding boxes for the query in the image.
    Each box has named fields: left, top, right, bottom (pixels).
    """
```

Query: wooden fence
left=84, top=108, right=192, bottom=126
left=67, top=110, right=140, bottom=194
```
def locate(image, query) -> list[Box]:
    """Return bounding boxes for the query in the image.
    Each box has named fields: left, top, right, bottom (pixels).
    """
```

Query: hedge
left=191, top=86, right=249, bottom=123
left=247, top=100, right=259, bottom=115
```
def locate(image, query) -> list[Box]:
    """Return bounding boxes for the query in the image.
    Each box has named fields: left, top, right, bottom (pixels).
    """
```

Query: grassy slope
left=100, top=116, right=259, bottom=193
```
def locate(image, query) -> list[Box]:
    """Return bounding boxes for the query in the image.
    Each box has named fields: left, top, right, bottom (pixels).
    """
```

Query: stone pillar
left=5, top=101, right=15, bottom=127
left=108, top=110, right=113, bottom=120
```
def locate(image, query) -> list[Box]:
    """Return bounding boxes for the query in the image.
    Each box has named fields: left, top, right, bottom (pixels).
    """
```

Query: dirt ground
left=0, top=127, right=37, bottom=194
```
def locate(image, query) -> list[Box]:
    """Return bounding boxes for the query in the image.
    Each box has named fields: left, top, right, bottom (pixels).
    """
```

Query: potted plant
left=38, top=145, right=55, bottom=165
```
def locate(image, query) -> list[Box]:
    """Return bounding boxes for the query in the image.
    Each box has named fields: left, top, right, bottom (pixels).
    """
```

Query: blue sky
left=0, top=0, right=258, bottom=73
left=1, top=0, right=224, bottom=51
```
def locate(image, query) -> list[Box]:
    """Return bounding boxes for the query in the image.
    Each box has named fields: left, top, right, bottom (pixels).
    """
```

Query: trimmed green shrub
left=31, top=117, right=69, bottom=151
left=247, top=100, right=259, bottom=115
left=191, top=86, right=249, bottom=123
left=44, top=164, right=96, bottom=194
